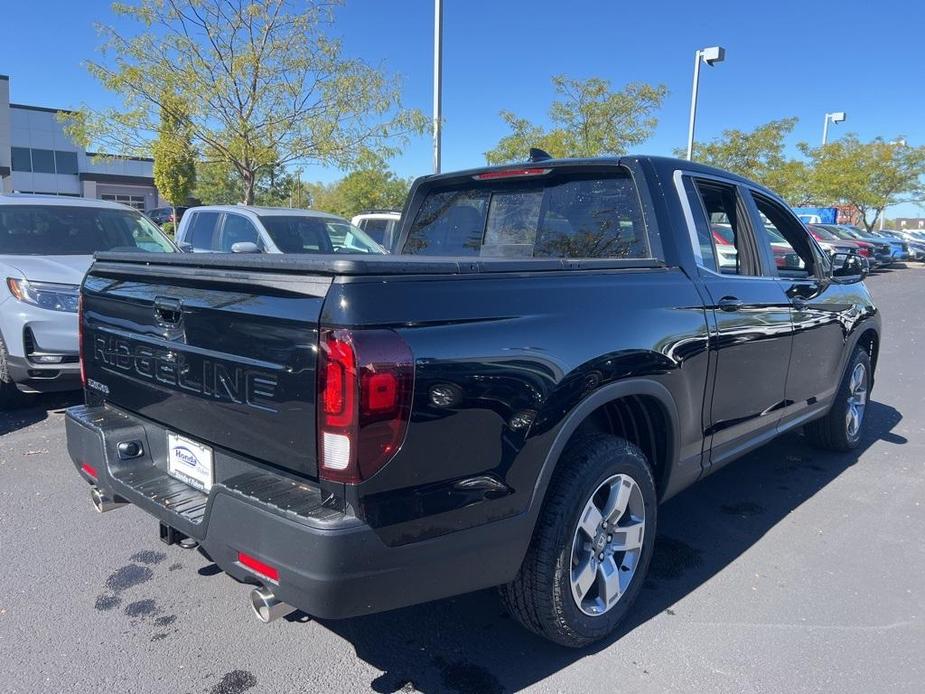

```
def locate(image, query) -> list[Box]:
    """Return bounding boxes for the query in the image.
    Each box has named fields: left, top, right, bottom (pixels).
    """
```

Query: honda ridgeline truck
left=67, top=156, right=879, bottom=646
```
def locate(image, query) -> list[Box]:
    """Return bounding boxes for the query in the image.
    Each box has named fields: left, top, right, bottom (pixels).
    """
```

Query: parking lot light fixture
left=686, top=46, right=726, bottom=161
left=822, top=111, right=847, bottom=145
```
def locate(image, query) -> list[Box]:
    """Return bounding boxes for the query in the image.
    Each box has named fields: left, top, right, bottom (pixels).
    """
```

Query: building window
left=11, top=147, right=31, bottom=172
left=100, top=193, right=147, bottom=211
left=55, top=151, right=79, bottom=175
left=31, top=149, right=56, bottom=174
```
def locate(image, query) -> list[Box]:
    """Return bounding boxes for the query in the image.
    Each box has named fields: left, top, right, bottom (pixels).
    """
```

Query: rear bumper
left=66, top=404, right=529, bottom=619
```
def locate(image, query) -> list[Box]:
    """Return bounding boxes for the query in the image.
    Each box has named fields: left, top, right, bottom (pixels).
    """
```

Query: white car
left=351, top=210, right=401, bottom=251
left=175, top=205, right=384, bottom=255
left=0, top=194, right=176, bottom=404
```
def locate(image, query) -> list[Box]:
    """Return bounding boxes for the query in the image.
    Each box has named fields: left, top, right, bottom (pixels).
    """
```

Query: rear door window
left=688, top=179, right=760, bottom=276
left=361, top=218, right=389, bottom=244
left=186, top=212, right=220, bottom=251
left=402, top=174, right=649, bottom=259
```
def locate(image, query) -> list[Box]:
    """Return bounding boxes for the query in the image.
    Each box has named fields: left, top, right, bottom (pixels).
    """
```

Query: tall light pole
left=821, top=111, right=846, bottom=145
left=686, top=46, right=725, bottom=161
left=432, top=0, right=443, bottom=173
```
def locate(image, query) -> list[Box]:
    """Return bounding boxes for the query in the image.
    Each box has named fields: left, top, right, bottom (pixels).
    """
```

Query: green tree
left=64, top=0, right=426, bottom=204
left=152, top=92, right=196, bottom=218
left=485, top=75, right=667, bottom=164
left=683, top=118, right=815, bottom=203
left=311, top=168, right=410, bottom=218
left=194, top=156, right=301, bottom=206
left=801, top=136, right=925, bottom=231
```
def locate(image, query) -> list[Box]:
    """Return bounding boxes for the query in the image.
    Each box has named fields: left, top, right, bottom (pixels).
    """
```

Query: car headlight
left=6, top=278, right=80, bottom=313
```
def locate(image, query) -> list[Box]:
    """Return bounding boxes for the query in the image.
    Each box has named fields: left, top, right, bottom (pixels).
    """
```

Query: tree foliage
left=65, top=0, right=426, bottom=203
left=485, top=75, right=667, bottom=164
left=687, top=118, right=796, bottom=177
left=799, top=136, right=925, bottom=231
left=682, top=118, right=817, bottom=203
left=194, top=157, right=299, bottom=206
left=152, top=91, right=196, bottom=208
left=307, top=167, right=410, bottom=218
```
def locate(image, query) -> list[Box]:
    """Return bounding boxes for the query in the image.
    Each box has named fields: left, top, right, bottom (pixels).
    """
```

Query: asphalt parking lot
left=1, top=265, right=923, bottom=694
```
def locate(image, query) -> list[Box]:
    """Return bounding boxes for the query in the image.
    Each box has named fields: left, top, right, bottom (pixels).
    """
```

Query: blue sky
left=2, top=0, right=922, bottom=214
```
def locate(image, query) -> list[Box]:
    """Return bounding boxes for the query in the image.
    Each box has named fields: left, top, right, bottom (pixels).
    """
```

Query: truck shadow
left=0, top=391, right=83, bottom=436
left=312, top=400, right=903, bottom=694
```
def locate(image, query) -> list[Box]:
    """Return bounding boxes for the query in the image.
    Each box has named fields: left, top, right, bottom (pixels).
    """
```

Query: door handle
left=718, top=296, right=744, bottom=312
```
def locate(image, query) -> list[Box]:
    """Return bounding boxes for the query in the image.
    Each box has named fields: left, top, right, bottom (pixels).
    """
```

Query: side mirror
left=231, top=241, right=261, bottom=254
left=176, top=241, right=193, bottom=253
left=830, top=252, right=865, bottom=284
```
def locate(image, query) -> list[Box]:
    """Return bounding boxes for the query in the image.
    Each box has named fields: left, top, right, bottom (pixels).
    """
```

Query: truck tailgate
left=81, top=260, right=329, bottom=478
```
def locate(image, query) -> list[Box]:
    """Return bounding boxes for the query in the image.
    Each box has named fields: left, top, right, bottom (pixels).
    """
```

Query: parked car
left=146, top=206, right=191, bottom=226
left=808, top=224, right=873, bottom=266
left=891, top=229, right=925, bottom=261
left=174, top=205, right=384, bottom=255
left=866, top=230, right=909, bottom=262
left=819, top=225, right=892, bottom=266
left=0, top=194, right=176, bottom=405
left=709, top=224, right=738, bottom=270
left=351, top=209, right=402, bottom=250
left=67, top=156, right=879, bottom=647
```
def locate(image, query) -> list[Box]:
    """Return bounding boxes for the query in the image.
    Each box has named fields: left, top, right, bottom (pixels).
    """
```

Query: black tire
left=805, top=347, right=871, bottom=451
left=499, top=434, right=657, bottom=647
left=0, top=334, right=23, bottom=410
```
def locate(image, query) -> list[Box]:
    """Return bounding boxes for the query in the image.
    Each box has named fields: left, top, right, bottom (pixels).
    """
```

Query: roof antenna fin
left=528, top=147, right=552, bottom=163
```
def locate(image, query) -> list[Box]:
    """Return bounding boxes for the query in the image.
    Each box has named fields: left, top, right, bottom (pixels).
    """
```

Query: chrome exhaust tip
left=90, top=486, right=128, bottom=513
left=249, top=586, right=295, bottom=623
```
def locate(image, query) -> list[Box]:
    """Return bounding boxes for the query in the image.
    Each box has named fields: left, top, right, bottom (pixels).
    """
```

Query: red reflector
left=81, top=462, right=97, bottom=479
left=238, top=552, right=279, bottom=581
left=364, top=372, right=398, bottom=412
left=472, top=167, right=552, bottom=180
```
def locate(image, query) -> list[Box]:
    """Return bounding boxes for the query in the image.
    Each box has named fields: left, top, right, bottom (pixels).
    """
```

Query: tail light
left=858, top=247, right=871, bottom=257
left=317, top=328, right=413, bottom=483
left=78, top=293, right=86, bottom=387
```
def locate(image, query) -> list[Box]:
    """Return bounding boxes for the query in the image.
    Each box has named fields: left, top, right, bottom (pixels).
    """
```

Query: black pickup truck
left=67, top=156, right=879, bottom=647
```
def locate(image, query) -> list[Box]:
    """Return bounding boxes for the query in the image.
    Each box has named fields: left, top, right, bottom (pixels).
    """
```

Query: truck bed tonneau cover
left=93, top=251, right=664, bottom=277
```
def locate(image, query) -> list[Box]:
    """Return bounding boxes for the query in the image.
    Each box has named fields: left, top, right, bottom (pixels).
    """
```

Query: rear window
left=401, top=174, right=649, bottom=259
left=0, top=205, right=175, bottom=255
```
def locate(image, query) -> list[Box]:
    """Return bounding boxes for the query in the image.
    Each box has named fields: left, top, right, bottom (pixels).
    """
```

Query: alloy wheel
left=569, top=474, right=646, bottom=616
left=845, top=362, right=868, bottom=439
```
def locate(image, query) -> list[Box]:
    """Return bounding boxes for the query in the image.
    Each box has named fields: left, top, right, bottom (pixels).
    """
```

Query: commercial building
left=892, top=217, right=925, bottom=230
left=0, top=74, right=162, bottom=210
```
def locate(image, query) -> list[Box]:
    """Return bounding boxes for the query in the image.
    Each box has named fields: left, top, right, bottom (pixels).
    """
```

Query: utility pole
left=433, top=0, right=443, bottom=173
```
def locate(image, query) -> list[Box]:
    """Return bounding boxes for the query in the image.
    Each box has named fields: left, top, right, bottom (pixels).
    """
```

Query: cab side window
left=690, top=179, right=760, bottom=276
left=750, top=194, right=815, bottom=279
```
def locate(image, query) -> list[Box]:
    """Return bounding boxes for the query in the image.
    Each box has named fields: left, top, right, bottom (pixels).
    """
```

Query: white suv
left=175, top=206, right=384, bottom=255
left=351, top=210, right=401, bottom=251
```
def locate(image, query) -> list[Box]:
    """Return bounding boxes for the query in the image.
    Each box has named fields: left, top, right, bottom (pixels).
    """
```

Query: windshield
left=0, top=204, right=175, bottom=255
left=257, top=215, right=385, bottom=255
